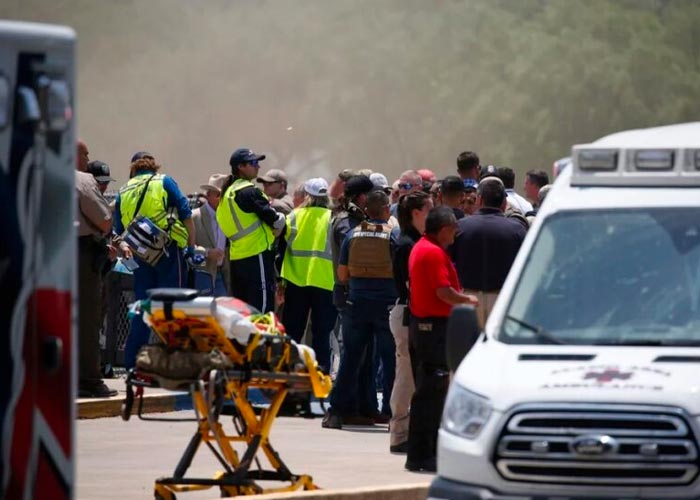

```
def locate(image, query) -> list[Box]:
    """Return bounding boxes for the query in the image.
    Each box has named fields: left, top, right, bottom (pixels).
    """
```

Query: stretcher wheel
left=154, top=490, right=176, bottom=500
left=120, top=400, right=131, bottom=421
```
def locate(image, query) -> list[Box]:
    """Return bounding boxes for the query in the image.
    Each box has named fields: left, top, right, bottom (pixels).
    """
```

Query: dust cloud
left=3, top=0, right=700, bottom=193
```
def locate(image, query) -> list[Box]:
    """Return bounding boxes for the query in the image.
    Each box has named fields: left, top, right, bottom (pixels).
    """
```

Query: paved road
left=77, top=411, right=432, bottom=499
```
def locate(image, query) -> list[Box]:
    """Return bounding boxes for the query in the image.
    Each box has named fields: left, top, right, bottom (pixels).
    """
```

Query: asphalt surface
left=77, top=410, right=432, bottom=499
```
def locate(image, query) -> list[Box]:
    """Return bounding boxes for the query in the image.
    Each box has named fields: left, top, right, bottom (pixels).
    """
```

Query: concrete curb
left=77, top=391, right=191, bottom=419
left=77, top=387, right=299, bottom=419
left=224, top=483, right=430, bottom=500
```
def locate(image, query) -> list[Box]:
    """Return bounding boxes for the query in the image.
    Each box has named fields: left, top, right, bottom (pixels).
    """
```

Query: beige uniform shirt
left=76, top=171, right=112, bottom=237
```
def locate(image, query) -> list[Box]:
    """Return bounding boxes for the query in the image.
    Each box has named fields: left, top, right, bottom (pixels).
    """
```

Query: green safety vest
left=216, top=178, right=275, bottom=260
left=281, top=207, right=334, bottom=291
left=119, top=174, right=188, bottom=248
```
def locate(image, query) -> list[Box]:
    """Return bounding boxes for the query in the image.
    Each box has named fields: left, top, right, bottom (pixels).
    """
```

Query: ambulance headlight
left=441, top=383, right=492, bottom=439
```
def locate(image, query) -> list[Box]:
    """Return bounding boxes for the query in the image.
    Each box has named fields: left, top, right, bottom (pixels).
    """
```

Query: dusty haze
left=3, top=0, right=700, bottom=193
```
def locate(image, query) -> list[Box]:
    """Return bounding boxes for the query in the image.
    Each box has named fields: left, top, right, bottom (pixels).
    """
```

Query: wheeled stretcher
left=120, top=288, right=332, bottom=500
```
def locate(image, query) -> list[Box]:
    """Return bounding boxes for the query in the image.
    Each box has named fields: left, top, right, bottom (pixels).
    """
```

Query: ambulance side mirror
left=445, top=305, right=481, bottom=372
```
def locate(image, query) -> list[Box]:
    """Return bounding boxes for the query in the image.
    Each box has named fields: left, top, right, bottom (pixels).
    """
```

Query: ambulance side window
left=0, top=74, right=9, bottom=129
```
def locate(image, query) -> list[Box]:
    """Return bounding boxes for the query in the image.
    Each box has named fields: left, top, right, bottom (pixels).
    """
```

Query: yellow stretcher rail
left=120, top=288, right=332, bottom=500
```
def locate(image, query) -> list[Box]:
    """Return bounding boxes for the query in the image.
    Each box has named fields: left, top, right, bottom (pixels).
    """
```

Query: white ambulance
left=0, top=20, right=76, bottom=500
left=430, top=122, right=700, bottom=499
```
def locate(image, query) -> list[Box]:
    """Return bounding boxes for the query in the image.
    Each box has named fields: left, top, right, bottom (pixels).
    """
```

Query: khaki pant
left=388, top=303, right=414, bottom=447
left=464, top=289, right=499, bottom=329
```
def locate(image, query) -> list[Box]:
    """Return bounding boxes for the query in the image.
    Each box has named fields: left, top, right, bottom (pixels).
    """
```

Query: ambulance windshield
left=502, top=208, right=700, bottom=346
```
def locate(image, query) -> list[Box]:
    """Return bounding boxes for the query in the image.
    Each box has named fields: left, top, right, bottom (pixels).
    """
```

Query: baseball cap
left=369, top=172, right=390, bottom=189
left=87, top=160, right=115, bottom=183
left=463, top=178, right=478, bottom=190
left=304, top=177, right=329, bottom=197
left=131, top=151, right=154, bottom=162
left=229, top=148, right=266, bottom=168
left=441, top=175, right=465, bottom=195
left=344, top=175, right=375, bottom=198
left=337, top=169, right=356, bottom=182
left=257, top=169, right=288, bottom=184
left=200, top=173, right=228, bottom=194
left=417, top=169, right=437, bottom=183
left=479, top=164, right=498, bottom=180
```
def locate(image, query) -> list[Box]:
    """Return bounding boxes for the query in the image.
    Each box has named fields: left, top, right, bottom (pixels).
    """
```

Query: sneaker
left=390, top=441, right=408, bottom=454
left=78, top=382, right=118, bottom=398
left=342, top=414, right=375, bottom=426
left=321, top=412, right=342, bottom=429
left=405, top=456, right=437, bottom=473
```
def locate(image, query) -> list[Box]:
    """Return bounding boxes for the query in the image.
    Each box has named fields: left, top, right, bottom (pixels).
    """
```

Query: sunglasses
left=247, top=160, right=260, bottom=167
left=398, top=183, right=415, bottom=190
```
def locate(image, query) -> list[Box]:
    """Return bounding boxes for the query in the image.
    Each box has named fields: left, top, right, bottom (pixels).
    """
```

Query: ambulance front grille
left=494, top=405, right=699, bottom=486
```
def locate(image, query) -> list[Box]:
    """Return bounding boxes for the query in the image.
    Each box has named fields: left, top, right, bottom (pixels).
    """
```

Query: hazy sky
left=4, top=0, right=699, bottom=192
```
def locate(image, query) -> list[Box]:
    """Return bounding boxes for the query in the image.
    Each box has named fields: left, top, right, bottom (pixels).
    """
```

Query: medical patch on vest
left=352, top=231, right=390, bottom=239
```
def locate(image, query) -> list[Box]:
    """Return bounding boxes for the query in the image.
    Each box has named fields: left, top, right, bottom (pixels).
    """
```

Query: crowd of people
left=75, top=140, right=552, bottom=473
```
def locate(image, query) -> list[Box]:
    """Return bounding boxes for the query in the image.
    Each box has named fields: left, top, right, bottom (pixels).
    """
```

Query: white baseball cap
left=304, top=177, right=329, bottom=196
left=370, top=172, right=389, bottom=189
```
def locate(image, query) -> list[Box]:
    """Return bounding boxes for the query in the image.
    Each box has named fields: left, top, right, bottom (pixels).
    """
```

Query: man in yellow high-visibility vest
left=114, top=151, right=199, bottom=369
left=216, top=148, right=286, bottom=313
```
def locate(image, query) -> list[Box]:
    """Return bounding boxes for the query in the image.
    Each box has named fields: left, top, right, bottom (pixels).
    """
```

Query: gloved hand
left=183, top=246, right=205, bottom=266
left=272, top=212, right=286, bottom=237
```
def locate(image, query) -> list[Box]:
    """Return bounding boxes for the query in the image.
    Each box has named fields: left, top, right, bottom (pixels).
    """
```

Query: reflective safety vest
left=119, top=173, right=188, bottom=248
left=347, top=221, right=393, bottom=279
left=281, top=207, right=334, bottom=291
left=216, top=178, right=274, bottom=260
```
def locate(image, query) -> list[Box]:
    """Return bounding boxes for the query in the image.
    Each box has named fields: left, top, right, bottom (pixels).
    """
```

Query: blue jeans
left=329, top=298, right=395, bottom=416
left=193, top=268, right=227, bottom=297
left=124, top=243, right=184, bottom=369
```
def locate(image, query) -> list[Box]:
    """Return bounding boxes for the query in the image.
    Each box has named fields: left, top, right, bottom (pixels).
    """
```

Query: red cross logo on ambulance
left=541, top=365, right=671, bottom=391
left=583, top=369, right=632, bottom=383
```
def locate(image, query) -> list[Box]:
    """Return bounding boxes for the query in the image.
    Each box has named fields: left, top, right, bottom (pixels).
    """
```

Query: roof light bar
left=635, top=150, right=674, bottom=170
left=578, top=150, right=617, bottom=171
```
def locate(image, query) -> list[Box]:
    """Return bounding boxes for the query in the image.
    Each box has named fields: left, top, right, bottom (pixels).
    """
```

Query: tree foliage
left=3, top=0, right=700, bottom=189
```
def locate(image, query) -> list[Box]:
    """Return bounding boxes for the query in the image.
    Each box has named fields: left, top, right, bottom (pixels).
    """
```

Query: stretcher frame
left=120, top=290, right=332, bottom=500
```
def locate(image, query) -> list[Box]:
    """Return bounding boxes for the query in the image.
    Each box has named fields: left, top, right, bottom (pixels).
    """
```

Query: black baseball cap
left=229, top=148, right=266, bottom=168
left=131, top=151, right=154, bottom=162
left=344, top=175, right=375, bottom=197
left=87, top=160, right=115, bottom=183
left=479, top=164, right=499, bottom=180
